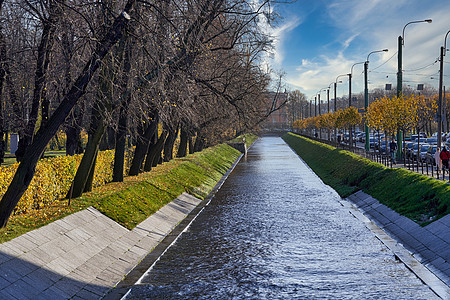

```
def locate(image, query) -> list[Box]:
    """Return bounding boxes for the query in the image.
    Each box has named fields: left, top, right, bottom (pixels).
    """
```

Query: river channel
left=125, top=136, right=437, bottom=299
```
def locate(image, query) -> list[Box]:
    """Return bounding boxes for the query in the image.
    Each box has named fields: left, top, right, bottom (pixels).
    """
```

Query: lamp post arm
left=444, top=30, right=450, bottom=56
left=402, top=19, right=432, bottom=45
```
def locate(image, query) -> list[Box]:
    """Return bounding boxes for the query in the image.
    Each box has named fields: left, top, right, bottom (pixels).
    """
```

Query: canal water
left=126, top=136, right=437, bottom=299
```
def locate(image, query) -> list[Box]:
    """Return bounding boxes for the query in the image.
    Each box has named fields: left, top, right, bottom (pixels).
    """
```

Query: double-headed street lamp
left=438, top=30, right=450, bottom=148
left=397, top=19, right=432, bottom=157
left=364, top=49, right=388, bottom=151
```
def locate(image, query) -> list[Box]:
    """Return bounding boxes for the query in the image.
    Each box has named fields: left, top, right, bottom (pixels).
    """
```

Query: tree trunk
left=65, top=108, right=83, bottom=156
left=193, top=132, right=205, bottom=152
left=177, top=127, right=188, bottom=157
left=83, top=149, right=98, bottom=193
left=67, top=118, right=106, bottom=199
left=163, top=126, right=178, bottom=162
left=0, top=4, right=134, bottom=228
left=112, top=28, right=132, bottom=182
left=151, top=130, right=168, bottom=168
left=100, top=126, right=116, bottom=151
left=142, top=129, right=162, bottom=172
left=0, top=28, right=6, bottom=164
left=16, top=4, right=59, bottom=161
left=128, top=116, right=158, bottom=176
left=112, top=114, right=127, bottom=182
left=188, top=135, right=194, bottom=154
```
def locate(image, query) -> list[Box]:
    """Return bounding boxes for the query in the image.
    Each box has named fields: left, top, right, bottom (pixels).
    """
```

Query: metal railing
left=296, top=131, right=450, bottom=182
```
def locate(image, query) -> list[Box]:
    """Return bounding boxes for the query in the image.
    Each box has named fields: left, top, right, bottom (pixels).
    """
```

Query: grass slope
left=282, top=132, right=450, bottom=225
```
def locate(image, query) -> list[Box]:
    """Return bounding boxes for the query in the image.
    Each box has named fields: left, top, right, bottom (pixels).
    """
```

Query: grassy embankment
left=0, top=134, right=258, bottom=243
left=282, top=132, right=450, bottom=225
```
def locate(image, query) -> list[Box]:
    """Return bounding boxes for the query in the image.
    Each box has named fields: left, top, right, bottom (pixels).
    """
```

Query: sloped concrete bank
left=345, top=191, right=450, bottom=299
left=0, top=151, right=245, bottom=300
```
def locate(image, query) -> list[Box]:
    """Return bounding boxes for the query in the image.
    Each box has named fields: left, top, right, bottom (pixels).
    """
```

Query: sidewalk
left=0, top=193, right=202, bottom=299
left=346, top=190, right=450, bottom=299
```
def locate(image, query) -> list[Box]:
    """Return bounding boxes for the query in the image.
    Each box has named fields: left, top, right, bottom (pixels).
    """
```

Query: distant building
left=264, top=92, right=289, bottom=128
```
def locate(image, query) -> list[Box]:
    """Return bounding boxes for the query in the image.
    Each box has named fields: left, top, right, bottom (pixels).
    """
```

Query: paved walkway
left=346, top=190, right=450, bottom=299
left=0, top=193, right=201, bottom=299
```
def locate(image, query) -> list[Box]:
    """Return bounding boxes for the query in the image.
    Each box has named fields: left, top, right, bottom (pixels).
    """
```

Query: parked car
left=426, top=137, right=437, bottom=145
left=369, top=137, right=376, bottom=148
left=419, top=144, right=431, bottom=161
left=410, top=133, right=427, bottom=141
left=411, top=143, right=423, bottom=159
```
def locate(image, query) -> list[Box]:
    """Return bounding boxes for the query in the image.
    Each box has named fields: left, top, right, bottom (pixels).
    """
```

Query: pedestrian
left=440, top=146, right=450, bottom=169
left=435, top=146, right=442, bottom=170
left=337, top=134, right=341, bottom=144
left=389, top=138, right=397, bottom=162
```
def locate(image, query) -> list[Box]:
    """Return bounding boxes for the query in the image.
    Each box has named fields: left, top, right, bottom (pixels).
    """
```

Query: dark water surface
left=126, top=136, right=437, bottom=299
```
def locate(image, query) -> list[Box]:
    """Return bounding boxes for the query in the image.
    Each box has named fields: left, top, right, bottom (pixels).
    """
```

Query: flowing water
left=125, top=136, right=437, bottom=299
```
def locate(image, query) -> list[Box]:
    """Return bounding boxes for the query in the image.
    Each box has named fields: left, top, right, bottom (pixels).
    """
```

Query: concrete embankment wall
left=346, top=190, right=450, bottom=298
left=0, top=193, right=202, bottom=299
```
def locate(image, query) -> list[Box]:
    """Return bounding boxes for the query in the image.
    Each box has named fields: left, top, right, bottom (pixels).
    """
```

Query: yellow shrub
left=0, top=149, right=130, bottom=215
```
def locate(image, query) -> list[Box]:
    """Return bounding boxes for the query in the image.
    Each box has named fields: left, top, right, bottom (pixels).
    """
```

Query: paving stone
left=39, top=240, right=71, bottom=260
left=74, top=263, right=104, bottom=280
left=1, top=258, right=37, bottom=278
left=0, top=251, right=12, bottom=265
left=63, top=228, right=92, bottom=244
left=65, top=211, right=95, bottom=228
left=416, top=248, right=439, bottom=264
left=20, top=251, right=46, bottom=267
left=72, top=288, right=102, bottom=300
left=129, top=245, right=148, bottom=258
left=0, top=275, right=11, bottom=289
left=44, top=222, right=69, bottom=236
left=2, top=279, right=41, bottom=299
left=85, top=253, right=115, bottom=271
left=27, top=247, right=55, bottom=264
left=13, top=235, right=40, bottom=251
left=2, top=240, right=30, bottom=255
left=23, top=270, right=58, bottom=292
left=53, top=218, right=77, bottom=232
left=0, top=289, right=15, bottom=300
left=22, top=230, right=51, bottom=247
left=45, top=258, right=73, bottom=276
left=82, top=279, right=110, bottom=296
left=135, top=235, right=159, bottom=251
left=45, top=284, right=73, bottom=299
left=52, top=276, right=87, bottom=299
left=28, top=266, right=63, bottom=284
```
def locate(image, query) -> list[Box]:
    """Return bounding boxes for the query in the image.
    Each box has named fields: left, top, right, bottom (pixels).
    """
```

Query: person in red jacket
left=440, top=146, right=450, bottom=169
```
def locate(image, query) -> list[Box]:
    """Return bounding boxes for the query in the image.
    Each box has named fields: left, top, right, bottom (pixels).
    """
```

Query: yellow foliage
left=0, top=149, right=131, bottom=215
left=366, top=94, right=437, bottom=134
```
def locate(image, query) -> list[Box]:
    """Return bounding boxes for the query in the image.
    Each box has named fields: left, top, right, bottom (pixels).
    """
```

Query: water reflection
left=127, top=136, right=437, bottom=299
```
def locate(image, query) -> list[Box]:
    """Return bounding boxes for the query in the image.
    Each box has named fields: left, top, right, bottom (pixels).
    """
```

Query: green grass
left=228, top=133, right=258, bottom=145
left=0, top=141, right=244, bottom=242
left=282, top=132, right=450, bottom=225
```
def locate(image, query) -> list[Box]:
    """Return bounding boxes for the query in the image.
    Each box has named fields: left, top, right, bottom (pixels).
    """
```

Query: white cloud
left=281, top=0, right=450, bottom=99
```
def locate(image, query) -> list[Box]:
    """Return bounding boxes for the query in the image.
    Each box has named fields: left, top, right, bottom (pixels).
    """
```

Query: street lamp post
left=438, top=30, right=450, bottom=148
left=364, top=49, right=388, bottom=151
left=334, top=76, right=345, bottom=142
left=327, top=83, right=334, bottom=113
left=397, top=19, right=432, bottom=157
left=314, top=96, right=317, bottom=116
left=348, top=62, right=365, bottom=147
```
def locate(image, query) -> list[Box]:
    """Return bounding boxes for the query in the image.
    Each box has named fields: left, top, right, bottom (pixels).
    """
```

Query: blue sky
left=265, top=0, right=450, bottom=101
